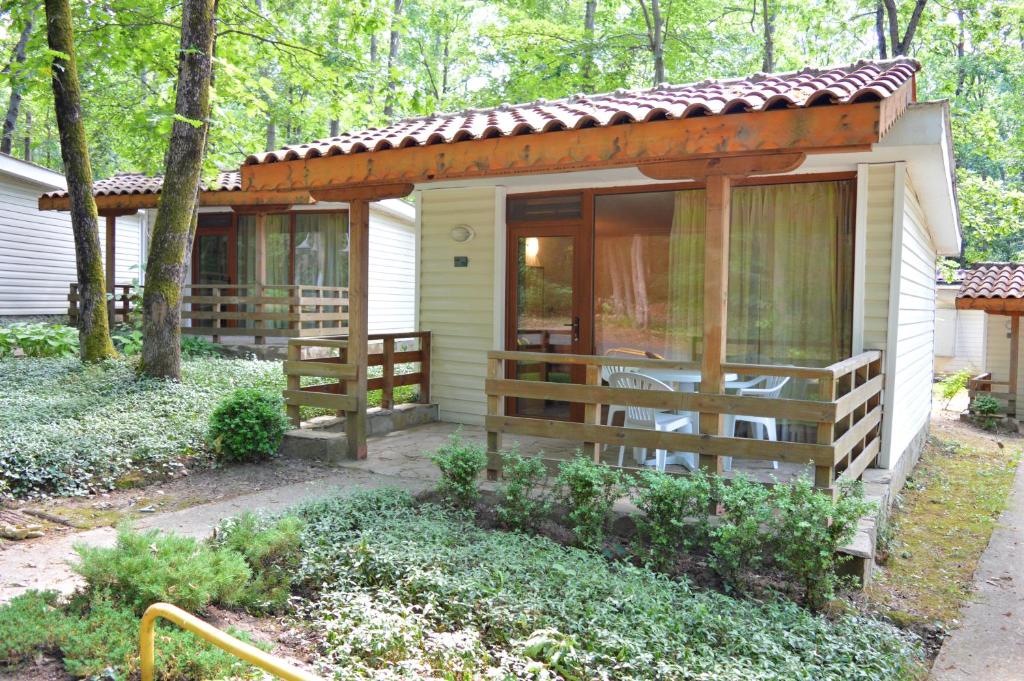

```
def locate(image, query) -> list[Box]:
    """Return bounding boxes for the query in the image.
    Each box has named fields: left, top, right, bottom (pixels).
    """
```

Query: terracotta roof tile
left=41, top=170, right=241, bottom=199
left=245, top=58, right=920, bottom=166
left=957, top=263, right=1024, bottom=300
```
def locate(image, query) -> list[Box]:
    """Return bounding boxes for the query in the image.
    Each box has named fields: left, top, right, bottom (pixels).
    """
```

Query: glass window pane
left=508, top=194, right=582, bottom=222
left=295, top=212, right=349, bottom=288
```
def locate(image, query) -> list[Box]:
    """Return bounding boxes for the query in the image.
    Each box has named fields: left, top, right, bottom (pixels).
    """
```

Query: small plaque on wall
left=454, top=256, right=469, bottom=267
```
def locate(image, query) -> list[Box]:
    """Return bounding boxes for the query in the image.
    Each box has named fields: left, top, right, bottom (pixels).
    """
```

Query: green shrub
left=972, top=394, right=1001, bottom=415
left=3, top=323, right=78, bottom=357
left=631, top=469, right=712, bottom=569
left=770, top=478, right=874, bottom=609
left=939, top=369, right=972, bottom=405
left=181, top=336, right=221, bottom=358
left=496, top=449, right=550, bottom=531
left=298, top=495, right=924, bottom=680
left=207, top=388, right=290, bottom=462
left=556, top=456, right=626, bottom=549
left=73, top=526, right=251, bottom=615
left=430, top=431, right=488, bottom=507
left=709, top=475, right=772, bottom=590
left=0, top=590, right=65, bottom=666
left=111, top=325, right=143, bottom=355
left=214, top=512, right=305, bottom=613
left=0, top=326, right=15, bottom=358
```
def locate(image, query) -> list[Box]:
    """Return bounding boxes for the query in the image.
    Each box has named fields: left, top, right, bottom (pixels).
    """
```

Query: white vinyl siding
left=861, top=164, right=895, bottom=352
left=368, top=206, right=416, bottom=334
left=418, top=186, right=501, bottom=425
left=0, top=173, right=144, bottom=317
left=886, top=169, right=938, bottom=467
left=934, top=286, right=986, bottom=374
left=983, top=314, right=1024, bottom=406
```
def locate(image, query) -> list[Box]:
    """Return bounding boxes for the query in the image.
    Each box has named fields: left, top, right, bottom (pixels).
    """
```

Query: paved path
left=0, top=467, right=428, bottom=604
left=930, top=462, right=1024, bottom=680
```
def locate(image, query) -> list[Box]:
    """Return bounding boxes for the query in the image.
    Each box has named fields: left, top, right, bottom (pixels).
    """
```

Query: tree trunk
left=265, top=118, right=275, bottom=151
left=140, top=0, right=216, bottom=379
left=383, top=0, right=404, bottom=119
left=882, top=0, right=928, bottom=56
left=2, top=8, right=36, bottom=155
left=630, top=235, right=649, bottom=328
left=44, top=0, right=115, bottom=362
left=329, top=119, right=339, bottom=136
left=23, top=111, right=31, bottom=161
left=954, top=7, right=966, bottom=96
left=582, top=0, right=597, bottom=89
left=874, top=2, right=888, bottom=59
left=760, top=0, right=775, bottom=72
left=651, top=0, right=664, bottom=85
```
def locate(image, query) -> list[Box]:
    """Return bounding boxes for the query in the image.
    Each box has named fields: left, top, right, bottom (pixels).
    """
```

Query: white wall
left=368, top=203, right=416, bottom=333
left=934, top=286, right=986, bottom=374
left=417, top=186, right=503, bottom=425
left=0, top=173, right=144, bottom=317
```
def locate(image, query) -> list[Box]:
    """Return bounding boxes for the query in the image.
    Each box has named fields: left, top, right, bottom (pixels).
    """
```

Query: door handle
left=571, top=316, right=580, bottom=343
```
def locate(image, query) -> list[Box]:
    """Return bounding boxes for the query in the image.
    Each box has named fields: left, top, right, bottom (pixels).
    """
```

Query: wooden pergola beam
left=240, top=103, right=883, bottom=193
left=956, top=297, right=1024, bottom=313
left=699, top=174, right=730, bottom=476
left=346, top=199, right=370, bottom=460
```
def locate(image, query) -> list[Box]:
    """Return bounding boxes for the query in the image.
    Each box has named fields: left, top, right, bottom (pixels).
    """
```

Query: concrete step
left=280, top=403, right=439, bottom=461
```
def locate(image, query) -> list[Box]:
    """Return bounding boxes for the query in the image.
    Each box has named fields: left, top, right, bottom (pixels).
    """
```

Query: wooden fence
left=485, top=349, right=884, bottom=494
left=68, top=283, right=134, bottom=326
left=282, top=331, right=431, bottom=426
left=181, top=284, right=348, bottom=343
left=967, top=371, right=1014, bottom=416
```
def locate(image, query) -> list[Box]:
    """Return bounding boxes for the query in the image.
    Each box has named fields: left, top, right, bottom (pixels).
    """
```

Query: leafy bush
left=1, top=323, right=78, bottom=357
left=939, top=369, right=972, bottom=405
left=972, top=394, right=1001, bottom=415
left=709, top=474, right=772, bottom=589
left=0, top=356, right=286, bottom=499
left=214, top=512, right=305, bottom=613
left=556, top=456, right=626, bottom=549
left=770, top=478, right=874, bottom=609
left=296, top=494, right=924, bottom=680
left=181, top=335, right=221, bottom=358
left=430, top=431, right=488, bottom=507
left=73, top=526, right=251, bottom=615
left=207, top=388, right=290, bottom=462
left=631, top=469, right=712, bottom=569
left=111, top=324, right=143, bottom=355
left=0, top=590, right=65, bottom=666
left=496, top=448, right=550, bottom=531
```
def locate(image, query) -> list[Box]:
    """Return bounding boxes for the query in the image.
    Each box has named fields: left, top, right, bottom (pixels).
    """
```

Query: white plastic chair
left=609, top=371, right=694, bottom=472
left=723, top=375, right=791, bottom=471
left=600, top=349, right=650, bottom=428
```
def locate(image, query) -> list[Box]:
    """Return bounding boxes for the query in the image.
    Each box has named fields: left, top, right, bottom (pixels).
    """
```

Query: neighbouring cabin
left=39, top=58, right=962, bottom=499
left=0, top=153, right=145, bottom=320
left=935, top=279, right=986, bottom=375
left=45, top=172, right=416, bottom=345
left=956, top=263, right=1024, bottom=419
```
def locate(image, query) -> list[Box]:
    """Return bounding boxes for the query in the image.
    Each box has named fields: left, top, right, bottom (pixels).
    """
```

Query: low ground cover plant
left=0, top=322, right=78, bottom=358
left=207, top=388, right=291, bottom=462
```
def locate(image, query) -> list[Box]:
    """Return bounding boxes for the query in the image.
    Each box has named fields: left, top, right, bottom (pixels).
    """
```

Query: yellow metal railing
left=139, top=602, right=321, bottom=681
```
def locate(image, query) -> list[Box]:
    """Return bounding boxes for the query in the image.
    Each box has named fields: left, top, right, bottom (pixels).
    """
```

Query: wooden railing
left=967, top=371, right=1014, bottom=416
left=182, top=284, right=348, bottom=343
left=485, top=349, right=884, bottom=494
left=282, top=331, right=431, bottom=426
left=68, top=283, right=135, bottom=325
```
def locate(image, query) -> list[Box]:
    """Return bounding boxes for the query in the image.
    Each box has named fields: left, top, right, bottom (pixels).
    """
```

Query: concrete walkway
left=931, top=462, right=1024, bottom=680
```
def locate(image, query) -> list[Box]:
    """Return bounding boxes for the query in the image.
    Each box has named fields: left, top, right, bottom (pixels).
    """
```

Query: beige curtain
left=667, top=189, right=705, bottom=360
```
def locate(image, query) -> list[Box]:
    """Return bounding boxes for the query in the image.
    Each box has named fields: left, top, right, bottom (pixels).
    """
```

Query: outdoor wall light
left=524, top=236, right=540, bottom=267
left=450, top=224, right=475, bottom=243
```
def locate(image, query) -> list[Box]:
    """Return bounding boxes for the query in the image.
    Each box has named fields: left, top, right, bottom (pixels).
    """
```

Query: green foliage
left=957, top=168, right=1024, bottom=263
left=213, top=512, right=306, bottom=613
left=496, top=448, right=550, bottom=531
left=556, top=456, right=626, bottom=550
left=770, top=478, right=874, bottom=610
left=631, top=469, right=712, bottom=570
left=181, top=335, right=221, bottom=358
left=0, top=356, right=286, bottom=499
left=430, top=431, right=488, bottom=507
left=0, top=323, right=78, bottom=357
left=111, top=325, right=143, bottom=355
left=207, top=388, right=290, bottom=463
left=940, top=369, right=973, bottom=405
left=709, top=475, right=773, bottom=590
left=971, top=394, right=1001, bottom=415
left=73, top=526, right=251, bottom=615
left=294, top=492, right=924, bottom=680
left=0, top=591, right=65, bottom=666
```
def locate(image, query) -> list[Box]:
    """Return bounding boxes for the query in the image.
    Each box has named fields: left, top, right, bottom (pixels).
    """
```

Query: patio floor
left=348, top=421, right=815, bottom=486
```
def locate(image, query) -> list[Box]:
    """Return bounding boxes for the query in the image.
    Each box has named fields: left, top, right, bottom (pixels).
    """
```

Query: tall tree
left=760, top=0, right=776, bottom=72
left=383, top=0, right=404, bottom=118
left=881, top=0, right=928, bottom=56
left=43, top=0, right=115, bottom=361
left=2, top=5, right=37, bottom=155
left=637, top=0, right=666, bottom=85
left=140, top=0, right=217, bottom=379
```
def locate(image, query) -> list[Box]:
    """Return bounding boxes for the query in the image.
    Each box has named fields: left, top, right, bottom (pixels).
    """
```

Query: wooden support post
left=816, top=375, right=837, bottom=496
left=583, top=364, right=601, bottom=463
left=68, top=283, right=77, bottom=322
left=285, top=341, right=301, bottom=427
left=698, top=174, right=730, bottom=477
left=105, top=214, right=116, bottom=327
left=382, top=335, right=395, bottom=410
left=487, top=356, right=503, bottom=480
left=254, top=282, right=265, bottom=345
left=345, top=199, right=370, bottom=460
left=1010, top=314, right=1020, bottom=418
left=419, top=332, right=431, bottom=404
left=254, top=214, right=266, bottom=345
left=211, top=287, right=221, bottom=344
